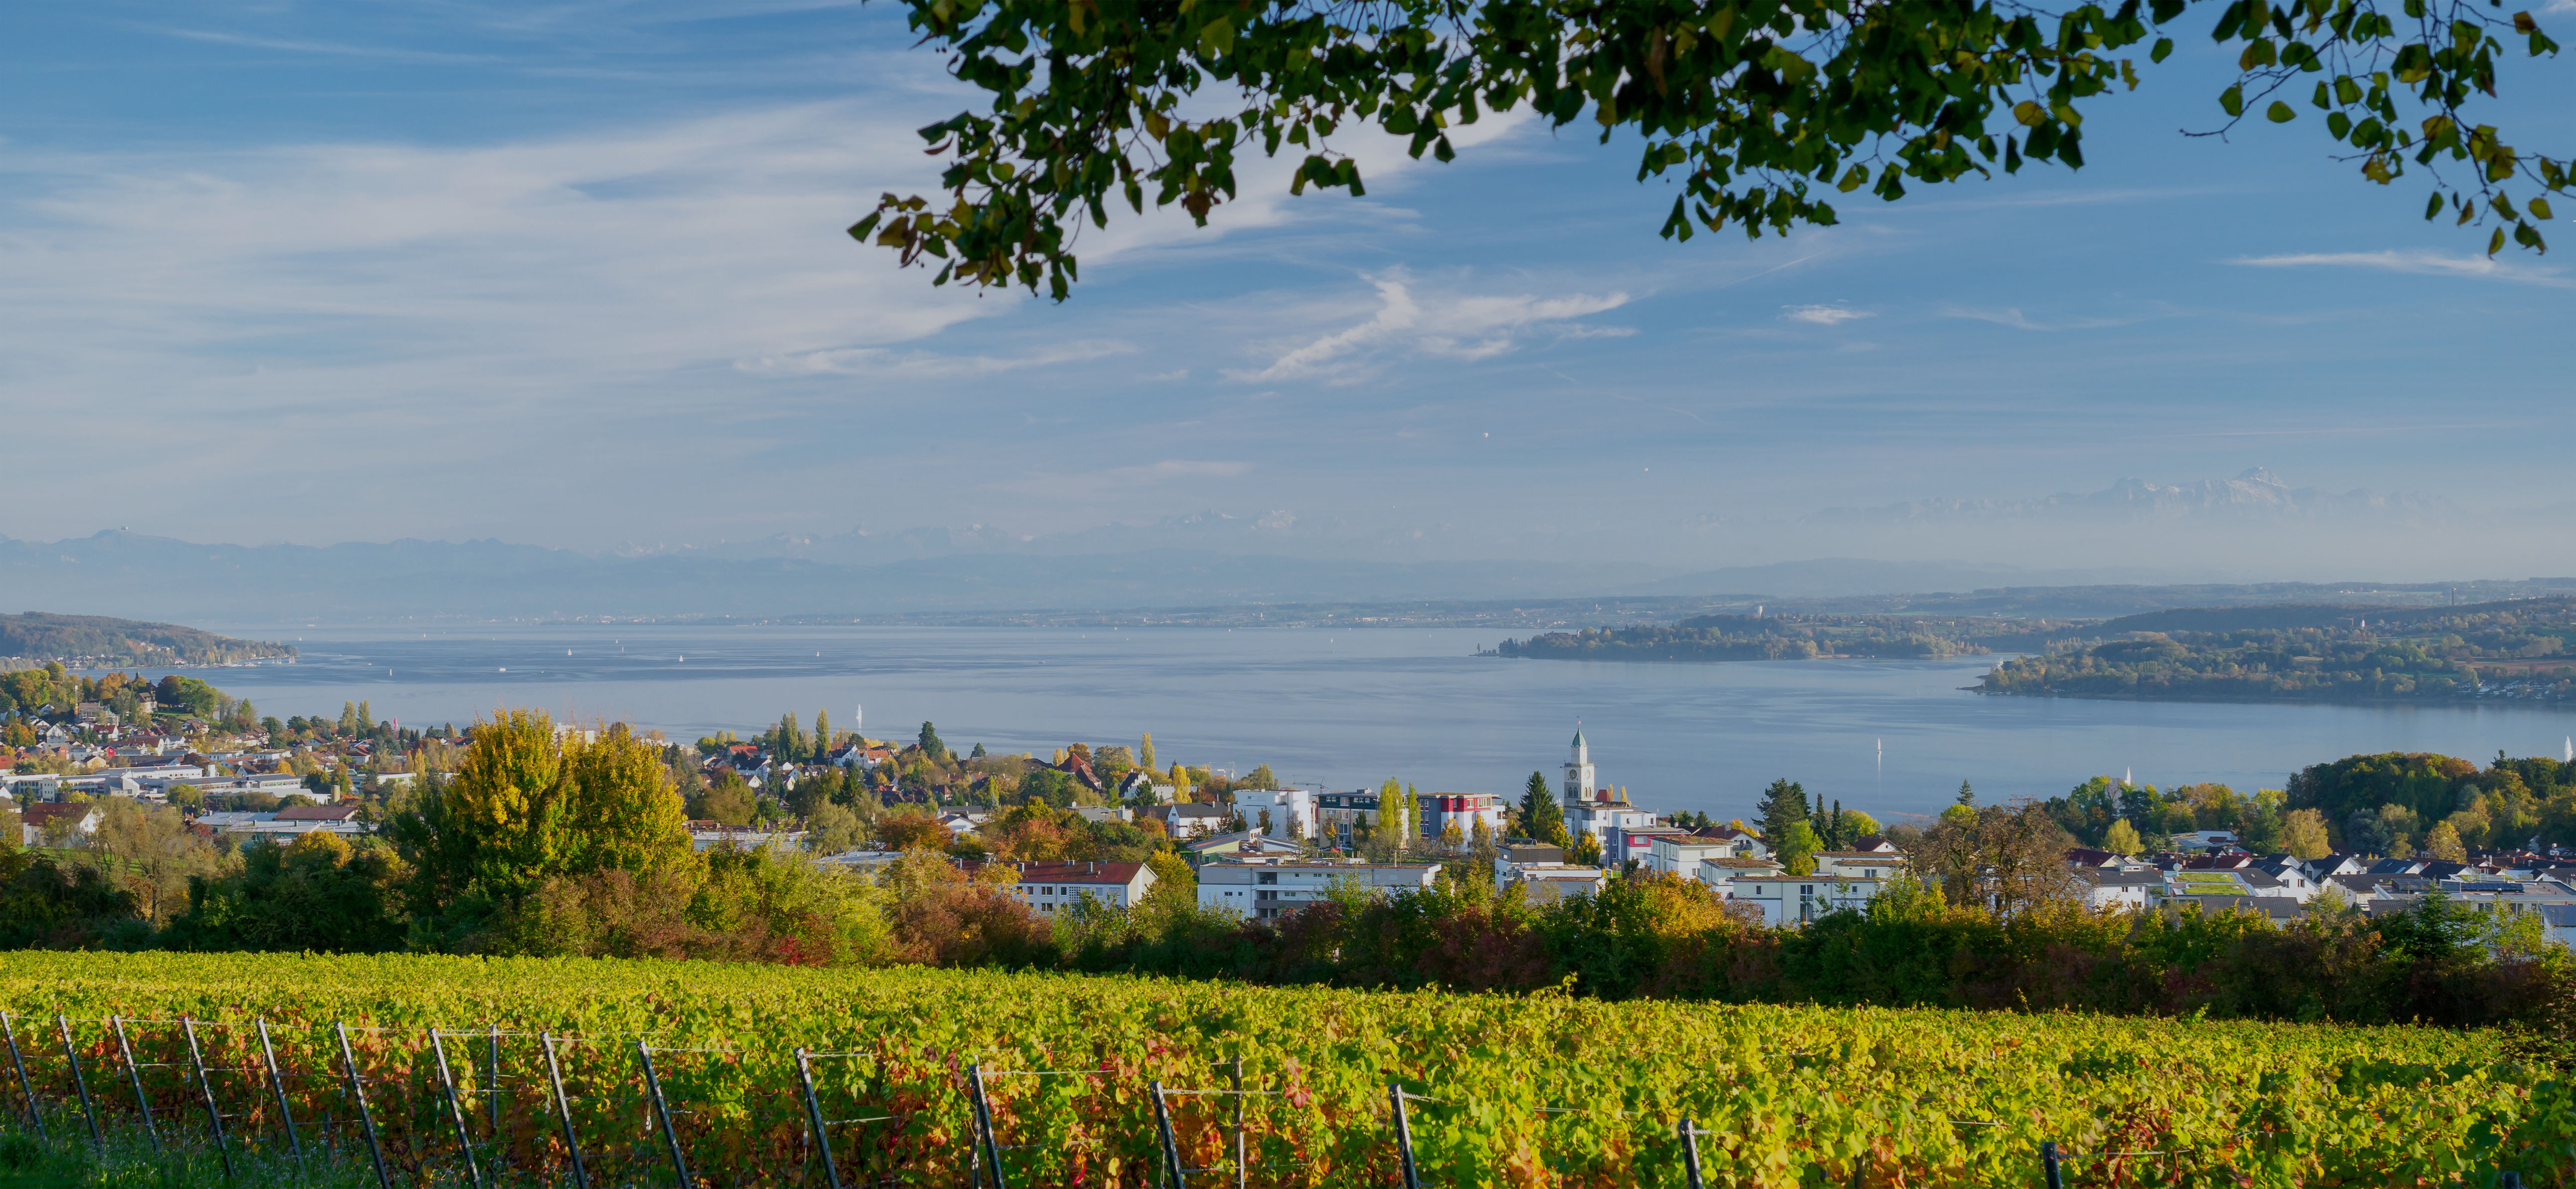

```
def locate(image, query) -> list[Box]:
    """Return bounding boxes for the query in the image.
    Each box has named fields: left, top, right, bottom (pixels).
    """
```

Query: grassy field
left=0, top=951, right=2559, bottom=1187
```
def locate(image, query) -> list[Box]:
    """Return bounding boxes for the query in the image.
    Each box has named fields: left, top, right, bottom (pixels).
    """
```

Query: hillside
left=0, top=611, right=294, bottom=667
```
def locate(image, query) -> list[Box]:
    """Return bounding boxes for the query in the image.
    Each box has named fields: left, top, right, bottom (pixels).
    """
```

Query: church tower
left=1562, top=727, right=1598, bottom=804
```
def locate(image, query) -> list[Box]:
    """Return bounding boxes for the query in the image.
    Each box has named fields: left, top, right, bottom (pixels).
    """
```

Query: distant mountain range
left=0, top=531, right=1673, bottom=623
left=1816, top=468, right=2453, bottom=526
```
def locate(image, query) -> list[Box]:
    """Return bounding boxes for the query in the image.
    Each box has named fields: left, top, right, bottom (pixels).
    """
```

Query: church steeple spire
left=1562, top=722, right=1597, bottom=804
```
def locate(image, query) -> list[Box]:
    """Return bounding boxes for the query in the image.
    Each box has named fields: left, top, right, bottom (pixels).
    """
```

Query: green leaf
left=2530, top=197, right=2555, bottom=220
left=2487, top=226, right=2507, bottom=254
left=2266, top=101, right=2296, bottom=122
left=2327, top=112, right=2352, bottom=139
left=2425, top=192, right=2445, bottom=220
left=2151, top=36, right=2175, bottom=61
left=2220, top=85, right=2246, bottom=116
left=846, top=213, right=884, bottom=243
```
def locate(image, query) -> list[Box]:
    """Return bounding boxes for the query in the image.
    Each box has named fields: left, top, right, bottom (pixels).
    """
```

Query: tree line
left=1981, top=602, right=2576, bottom=705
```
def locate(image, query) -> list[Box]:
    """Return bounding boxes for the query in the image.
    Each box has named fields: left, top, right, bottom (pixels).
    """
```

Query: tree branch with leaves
left=857, top=0, right=2563, bottom=298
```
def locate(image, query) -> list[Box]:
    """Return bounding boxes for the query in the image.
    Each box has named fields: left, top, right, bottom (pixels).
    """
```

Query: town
left=12, top=663, right=2576, bottom=963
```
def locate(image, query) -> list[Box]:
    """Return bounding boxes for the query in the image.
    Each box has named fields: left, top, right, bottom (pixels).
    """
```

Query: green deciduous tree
left=389, top=710, right=697, bottom=946
left=2103, top=817, right=2144, bottom=856
left=856, top=0, right=2567, bottom=300
left=1776, top=820, right=1825, bottom=876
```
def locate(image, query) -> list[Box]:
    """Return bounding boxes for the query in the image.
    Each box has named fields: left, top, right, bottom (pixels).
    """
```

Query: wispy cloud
left=1938, top=305, right=2164, bottom=331
left=2229, top=249, right=2571, bottom=287
left=1228, top=268, right=1628, bottom=383
left=1782, top=304, right=1871, bottom=326
left=139, top=25, right=503, bottom=64
left=739, top=341, right=1136, bottom=378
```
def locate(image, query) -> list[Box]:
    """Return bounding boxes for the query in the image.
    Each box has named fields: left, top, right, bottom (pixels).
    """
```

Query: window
left=1257, top=872, right=1279, bottom=885
left=1800, top=885, right=1813, bottom=896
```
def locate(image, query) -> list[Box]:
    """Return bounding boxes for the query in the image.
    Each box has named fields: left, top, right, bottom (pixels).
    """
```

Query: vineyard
left=3, top=951, right=2569, bottom=1187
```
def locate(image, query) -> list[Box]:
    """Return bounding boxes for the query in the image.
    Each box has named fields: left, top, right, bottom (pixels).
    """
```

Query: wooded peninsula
left=1977, top=598, right=2576, bottom=705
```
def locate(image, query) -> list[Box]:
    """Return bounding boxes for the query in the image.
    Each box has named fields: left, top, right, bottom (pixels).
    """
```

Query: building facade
left=1197, top=859, right=1440, bottom=921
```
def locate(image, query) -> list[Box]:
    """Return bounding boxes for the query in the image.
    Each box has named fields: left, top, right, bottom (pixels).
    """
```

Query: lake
left=170, top=623, right=2576, bottom=825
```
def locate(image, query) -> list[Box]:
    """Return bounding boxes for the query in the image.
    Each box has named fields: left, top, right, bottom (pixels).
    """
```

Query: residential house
left=1815, top=851, right=1907, bottom=881
left=1606, top=827, right=1697, bottom=874
left=21, top=802, right=102, bottom=847
left=1006, top=860, right=1154, bottom=915
left=2170, top=830, right=2241, bottom=853
left=1234, top=787, right=1317, bottom=842
left=832, top=743, right=892, bottom=771
left=1197, top=859, right=1439, bottom=921
left=2080, top=868, right=2163, bottom=911
left=1495, top=844, right=1566, bottom=884
left=1645, top=833, right=1763, bottom=877
left=2163, top=895, right=2305, bottom=923
left=1070, top=806, right=1133, bottom=825
left=2537, top=903, right=2576, bottom=949
left=1502, top=863, right=1607, bottom=905
left=2248, top=856, right=2321, bottom=899
left=1690, top=824, right=1770, bottom=859
left=1145, top=803, right=1234, bottom=840
left=1845, top=835, right=1899, bottom=854
left=1693, top=855, right=1785, bottom=898
left=1726, top=872, right=1883, bottom=926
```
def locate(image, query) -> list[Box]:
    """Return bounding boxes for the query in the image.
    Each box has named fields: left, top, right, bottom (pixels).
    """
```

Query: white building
left=1727, top=873, right=1888, bottom=926
left=1197, top=859, right=1440, bottom=922
left=1005, top=860, right=1156, bottom=915
left=1694, top=855, right=1784, bottom=897
left=1643, top=833, right=1757, bottom=877
left=2079, top=869, right=2162, bottom=911
left=1145, top=803, right=1234, bottom=839
left=1233, top=787, right=1317, bottom=842
left=1503, top=863, right=1608, bottom=904
left=1560, top=729, right=1656, bottom=848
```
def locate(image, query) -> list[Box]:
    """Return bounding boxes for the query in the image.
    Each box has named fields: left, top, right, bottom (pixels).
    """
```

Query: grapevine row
left=5, top=951, right=2569, bottom=1187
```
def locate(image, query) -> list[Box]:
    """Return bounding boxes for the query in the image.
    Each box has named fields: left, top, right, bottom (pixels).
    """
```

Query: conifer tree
left=1139, top=732, right=1155, bottom=772
left=1756, top=778, right=1809, bottom=842
left=1519, top=771, right=1567, bottom=847
left=814, top=708, right=833, bottom=762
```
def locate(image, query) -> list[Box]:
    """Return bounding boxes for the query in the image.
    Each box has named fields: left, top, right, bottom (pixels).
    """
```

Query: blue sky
left=5, top=0, right=2573, bottom=578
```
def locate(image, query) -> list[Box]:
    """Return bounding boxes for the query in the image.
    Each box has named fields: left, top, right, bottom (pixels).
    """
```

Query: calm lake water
left=169, top=624, right=2576, bottom=825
